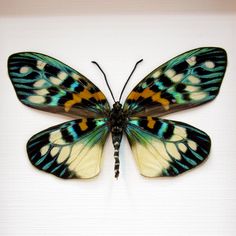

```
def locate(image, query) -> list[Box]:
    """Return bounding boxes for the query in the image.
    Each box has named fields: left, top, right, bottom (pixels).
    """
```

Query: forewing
left=27, top=118, right=109, bottom=179
left=124, top=47, right=227, bottom=116
left=125, top=117, right=210, bottom=177
left=8, top=52, right=110, bottom=118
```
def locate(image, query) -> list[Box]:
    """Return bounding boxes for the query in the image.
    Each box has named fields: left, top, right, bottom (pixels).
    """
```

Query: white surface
left=0, top=11, right=236, bottom=236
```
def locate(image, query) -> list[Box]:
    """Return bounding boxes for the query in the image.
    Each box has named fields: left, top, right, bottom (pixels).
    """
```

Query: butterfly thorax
left=110, top=102, right=127, bottom=132
left=109, top=101, right=127, bottom=178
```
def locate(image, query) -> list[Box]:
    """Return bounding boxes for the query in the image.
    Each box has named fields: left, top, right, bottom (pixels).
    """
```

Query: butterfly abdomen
left=109, top=102, right=127, bottom=178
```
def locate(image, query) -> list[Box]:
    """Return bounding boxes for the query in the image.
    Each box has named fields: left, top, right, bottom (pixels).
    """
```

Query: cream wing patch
left=178, top=143, right=187, bottom=153
left=72, top=144, right=102, bottom=178
left=71, top=72, right=80, bottom=80
left=188, top=75, right=200, bottom=84
left=204, top=61, right=215, bottom=69
left=186, top=56, right=197, bottom=66
left=20, top=66, right=30, bottom=74
left=171, top=73, right=184, bottom=82
left=166, top=143, right=181, bottom=160
left=57, top=71, right=68, bottom=80
left=165, top=69, right=176, bottom=78
left=131, top=137, right=182, bottom=177
left=152, top=70, right=162, bottom=78
left=132, top=141, right=164, bottom=177
left=33, top=79, right=47, bottom=88
left=57, top=146, right=71, bottom=163
left=37, top=60, right=47, bottom=70
left=50, top=76, right=63, bottom=85
left=190, top=91, right=207, bottom=100
left=40, top=145, right=50, bottom=156
left=35, top=89, right=49, bottom=96
left=50, top=147, right=60, bottom=157
left=62, top=142, right=103, bottom=178
left=28, top=95, right=45, bottom=104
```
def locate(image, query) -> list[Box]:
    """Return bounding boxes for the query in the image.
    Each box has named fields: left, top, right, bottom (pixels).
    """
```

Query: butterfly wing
left=27, top=118, right=109, bottom=179
left=125, top=117, right=210, bottom=177
left=124, top=47, right=227, bottom=116
left=8, top=52, right=110, bottom=118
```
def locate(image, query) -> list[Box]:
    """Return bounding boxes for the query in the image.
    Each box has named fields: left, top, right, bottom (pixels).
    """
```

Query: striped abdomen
left=113, top=139, right=121, bottom=178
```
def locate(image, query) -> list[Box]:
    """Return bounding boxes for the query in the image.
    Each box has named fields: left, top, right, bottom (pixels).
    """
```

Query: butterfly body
left=8, top=47, right=227, bottom=179
left=109, top=102, right=128, bottom=178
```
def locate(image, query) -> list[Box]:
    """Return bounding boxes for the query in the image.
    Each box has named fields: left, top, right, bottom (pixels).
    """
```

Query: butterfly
left=8, top=47, right=227, bottom=179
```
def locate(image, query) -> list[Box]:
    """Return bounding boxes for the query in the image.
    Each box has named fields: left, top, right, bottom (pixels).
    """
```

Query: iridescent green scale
left=8, top=47, right=227, bottom=179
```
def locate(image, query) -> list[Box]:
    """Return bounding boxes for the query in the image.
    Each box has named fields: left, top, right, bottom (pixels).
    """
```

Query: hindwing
left=27, top=118, right=109, bottom=179
left=125, top=117, right=211, bottom=177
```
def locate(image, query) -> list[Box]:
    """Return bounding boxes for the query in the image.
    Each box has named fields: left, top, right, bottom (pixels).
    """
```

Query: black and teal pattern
left=124, top=47, right=227, bottom=116
left=8, top=47, right=227, bottom=179
left=8, top=52, right=110, bottom=118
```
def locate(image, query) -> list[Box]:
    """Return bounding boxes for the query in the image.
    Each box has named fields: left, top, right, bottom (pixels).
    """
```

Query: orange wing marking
left=147, top=116, right=156, bottom=129
left=64, top=91, right=106, bottom=112
left=152, top=92, right=170, bottom=110
left=128, top=89, right=170, bottom=110
left=79, top=118, right=88, bottom=131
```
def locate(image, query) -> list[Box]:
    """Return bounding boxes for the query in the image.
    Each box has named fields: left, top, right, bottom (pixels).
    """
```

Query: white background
left=0, top=1, right=236, bottom=235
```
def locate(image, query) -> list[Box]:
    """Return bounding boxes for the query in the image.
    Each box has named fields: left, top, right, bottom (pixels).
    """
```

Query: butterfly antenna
left=92, top=61, right=116, bottom=102
left=119, top=59, right=143, bottom=102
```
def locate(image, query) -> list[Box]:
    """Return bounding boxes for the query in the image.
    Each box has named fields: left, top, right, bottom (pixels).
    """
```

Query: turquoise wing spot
left=157, top=121, right=168, bottom=137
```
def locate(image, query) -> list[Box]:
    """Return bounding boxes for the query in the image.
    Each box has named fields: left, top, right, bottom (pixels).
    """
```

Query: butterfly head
left=113, top=101, right=122, bottom=111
